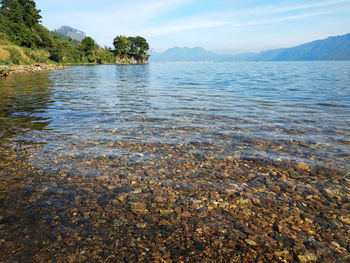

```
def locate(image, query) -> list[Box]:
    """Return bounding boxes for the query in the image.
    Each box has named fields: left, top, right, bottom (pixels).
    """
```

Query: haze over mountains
left=150, top=47, right=255, bottom=62
left=54, top=26, right=86, bottom=42
left=150, top=33, right=350, bottom=62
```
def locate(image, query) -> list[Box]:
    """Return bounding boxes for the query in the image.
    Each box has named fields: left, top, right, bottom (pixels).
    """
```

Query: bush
left=34, top=24, right=53, bottom=48
left=7, top=47, right=24, bottom=64
left=95, top=48, right=115, bottom=64
left=24, top=48, right=49, bottom=63
left=49, top=44, right=63, bottom=62
left=0, top=32, right=10, bottom=45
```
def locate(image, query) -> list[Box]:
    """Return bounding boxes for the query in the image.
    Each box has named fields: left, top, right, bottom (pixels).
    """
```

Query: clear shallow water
left=2, top=62, right=350, bottom=262
left=1, top=62, right=350, bottom=173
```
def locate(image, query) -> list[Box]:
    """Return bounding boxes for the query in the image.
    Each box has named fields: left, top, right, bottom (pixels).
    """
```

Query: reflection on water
left=0, top=62, right=350, bottom=173
left=0, top=72, right=53, bottom=145
left=114, top=65, right=151, bottom=116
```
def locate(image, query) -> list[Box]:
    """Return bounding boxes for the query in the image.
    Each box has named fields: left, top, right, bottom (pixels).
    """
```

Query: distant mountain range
left=54, top=26, right=86, bottom=42
left=150, top=47, right=255, bottom=62
left=150, top=33, right=350, bottom=62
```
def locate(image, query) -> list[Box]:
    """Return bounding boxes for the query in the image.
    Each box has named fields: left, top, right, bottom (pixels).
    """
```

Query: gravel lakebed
left=0, top=140, right=349, bottom=262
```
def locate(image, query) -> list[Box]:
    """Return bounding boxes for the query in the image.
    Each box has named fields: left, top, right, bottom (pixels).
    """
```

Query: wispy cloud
left=145, top=11, right=334, bottom=37
left=144, top=0, right=350, bottom=37
left=242, top=0, right=350, bottom=16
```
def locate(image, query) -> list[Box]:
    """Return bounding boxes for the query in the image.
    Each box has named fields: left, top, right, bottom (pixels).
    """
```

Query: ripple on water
left=0, top=62, right=349, bottom=173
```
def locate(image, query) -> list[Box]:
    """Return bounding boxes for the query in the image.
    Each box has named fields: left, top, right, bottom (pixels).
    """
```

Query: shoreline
left=0, top=64, right=68, bottom=77
left=0, top=62, right=149, bottom=77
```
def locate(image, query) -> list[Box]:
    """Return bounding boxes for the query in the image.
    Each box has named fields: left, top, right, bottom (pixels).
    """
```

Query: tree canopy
left=1, top=0, right=41, bottom=27
left=81, top=37, right=96, bottom=54
left=113, top=35, right=131, bottom=59
left=0, top=0, right=151, bottom=65
left=0, top=0, right=43, bottom=47
left=113, top=35, right=150, bottom=63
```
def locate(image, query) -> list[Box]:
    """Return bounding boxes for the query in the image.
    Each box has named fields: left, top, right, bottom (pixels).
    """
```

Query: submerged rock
left=130, top=202, right=149, bottom=215
left=298, top=251, right=318, bottom=262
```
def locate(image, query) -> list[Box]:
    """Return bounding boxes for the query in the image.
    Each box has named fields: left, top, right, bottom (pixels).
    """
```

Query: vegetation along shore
left=0, top=0, right=150, bottom=71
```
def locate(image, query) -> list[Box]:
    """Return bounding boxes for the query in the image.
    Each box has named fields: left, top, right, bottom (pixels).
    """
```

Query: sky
left=35, top=0, right=350, bottom=54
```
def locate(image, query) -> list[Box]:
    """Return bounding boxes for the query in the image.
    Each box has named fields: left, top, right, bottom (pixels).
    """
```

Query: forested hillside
left=251, top=33, right=350, bottom=61
left=0, top=0, right=150, bottom=65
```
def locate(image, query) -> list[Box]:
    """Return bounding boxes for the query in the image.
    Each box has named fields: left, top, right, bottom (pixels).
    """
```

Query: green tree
left=1, top=0, right=41, bottom=27
left=0, top=0, right=150, bottom=65
left=128, top=36, right=150, bottom=62
left=0, top=0, right=42, bottom=47
left=0, top=5, right=6, bottom=34
left=81, top=37, right=96, bottom=62
left=19, top=0, right=41, bottom=27
left=33, top=24, right=53, bottom=48
left=113, top=35, right=131, bottom=58
left=0, top=0, right=24, bottom=23
left=49, top=40, right=63, bottom=62
left=81, top=37, right=95, bottom=55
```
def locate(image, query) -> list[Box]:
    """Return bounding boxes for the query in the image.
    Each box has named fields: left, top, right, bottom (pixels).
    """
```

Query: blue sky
left=36, top=0, right=350, bottom=54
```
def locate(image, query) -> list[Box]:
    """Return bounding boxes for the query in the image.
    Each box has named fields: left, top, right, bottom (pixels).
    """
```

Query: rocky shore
left=0, top=140, right=349, bottom=262
left=0, top=64, right=67, bottom=77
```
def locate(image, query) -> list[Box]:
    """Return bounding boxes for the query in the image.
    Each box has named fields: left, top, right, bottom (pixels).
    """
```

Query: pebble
left=158, top=219, right=171, bottom=226
left=268, top=184, right=281, bottom=192
left=136, top=223, right=147, bottom=228
left=96, top=176, right=109, bottom=181
left=159, top=209, right=173, bottom=215
left=297, top=163, right=310, bottom=171
left=130, top=202, right=149, bottom=215
left=331, top=241, right=340, bottom=248
left=338, top=216, right=350, bottom=225
left=181, top=211, right=192, bottom=218
left=245, top=239, right=257, bottom=246
left=225, top=188, right=238, bottom=195
left=298, top=251, right=318, bottom=262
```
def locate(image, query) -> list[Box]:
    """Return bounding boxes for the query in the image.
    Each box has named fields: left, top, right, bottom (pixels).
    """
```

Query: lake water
left=1, top=62, right=350, bottom=174
left=1, top=61, right=350, bottom=261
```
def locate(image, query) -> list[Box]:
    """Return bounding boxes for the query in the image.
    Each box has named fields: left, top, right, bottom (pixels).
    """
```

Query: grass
left=0, top=39, right=51, bottom=66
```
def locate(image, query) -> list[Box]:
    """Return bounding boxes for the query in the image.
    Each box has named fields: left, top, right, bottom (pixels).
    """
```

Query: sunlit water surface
left=1, top=62, right=349, bottom=174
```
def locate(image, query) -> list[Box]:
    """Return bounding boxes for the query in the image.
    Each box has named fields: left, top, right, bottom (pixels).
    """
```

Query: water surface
left=1, top=62, right=349, bottom=174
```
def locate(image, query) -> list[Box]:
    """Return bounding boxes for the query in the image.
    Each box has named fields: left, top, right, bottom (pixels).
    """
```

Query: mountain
left=150, top=47, right=254, bottom=62
left=54, top=26, right=86, bottom=42
left=251, top=33, right=350, bottom=61
left=151, top=47, right=216, bottom=62
left=150, top=33, right=350, bottom=62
